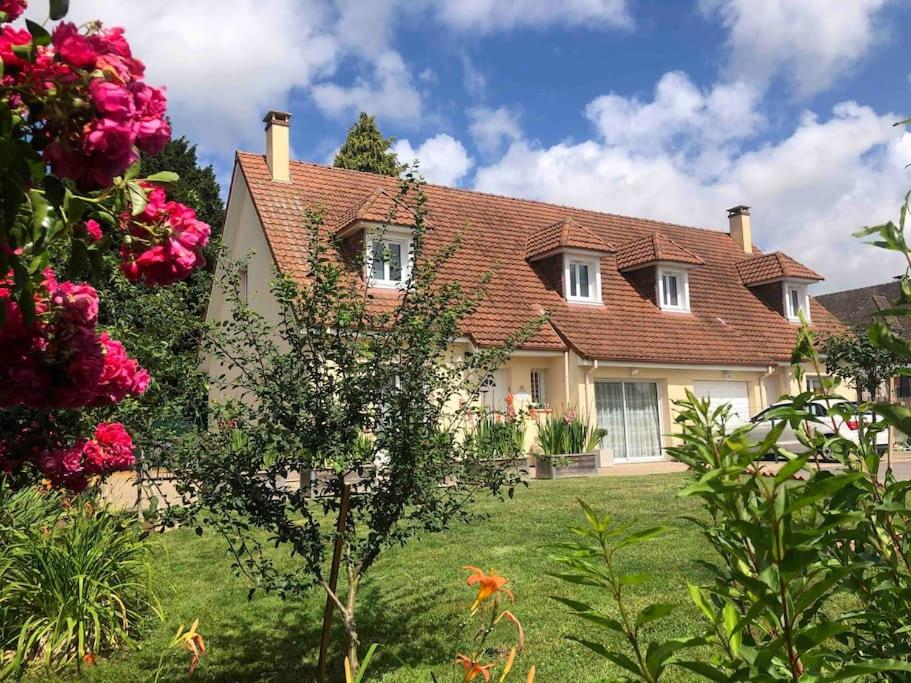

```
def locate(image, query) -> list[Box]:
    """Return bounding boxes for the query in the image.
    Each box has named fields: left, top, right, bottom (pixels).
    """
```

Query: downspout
left=760, top=365, right=775, bottom=407
left=563, top=351, right=571, bottom=410
left=584, top=359, right=600, bottom=416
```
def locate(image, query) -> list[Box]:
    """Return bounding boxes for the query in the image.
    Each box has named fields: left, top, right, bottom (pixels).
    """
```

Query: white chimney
left=263, top=110, right=291, bottom=182
left=727, top=205, right=752, bottom=254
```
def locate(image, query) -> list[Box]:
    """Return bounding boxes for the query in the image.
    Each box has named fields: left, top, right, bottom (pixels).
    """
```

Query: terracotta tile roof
left=236, top=152, right=844, bottom=365
left=616, top=232, right=705, bottom=271
left=334, top=186, right=419, bottom=234
left=525, top=217, right=614, bottom=260
left=736, top=252, right=823, bottom=286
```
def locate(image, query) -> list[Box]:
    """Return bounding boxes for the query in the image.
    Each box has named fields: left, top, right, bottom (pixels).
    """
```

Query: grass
left=37, top=473, right=713, bottom=682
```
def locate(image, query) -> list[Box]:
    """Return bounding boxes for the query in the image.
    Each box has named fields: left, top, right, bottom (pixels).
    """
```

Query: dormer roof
left=616, top=232, right=705, bottom=272
left=334, top=186, right=419, bottom=237
left=736, top=251, right=822, bottom=286
left=525, top=217, right=614, bottom=261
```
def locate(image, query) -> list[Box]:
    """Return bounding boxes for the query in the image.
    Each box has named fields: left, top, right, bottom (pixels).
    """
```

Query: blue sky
left=53, top=1, right=911, bottom=292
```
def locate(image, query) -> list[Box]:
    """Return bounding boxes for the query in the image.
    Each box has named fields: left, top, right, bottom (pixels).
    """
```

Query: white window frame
left=657, top=267, right=690, bottom=312
left=238, top=265, right=248, bottom=304
left=563, top=252, right=602, bottom=304
left=530, top=369, right=548, bottom=407
left=784, top=282, right=810, bottom=322
left=365, top=225, right=413, bottom=289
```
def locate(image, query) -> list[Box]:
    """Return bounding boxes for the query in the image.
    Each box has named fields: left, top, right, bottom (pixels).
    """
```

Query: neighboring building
left=206, top=111, right=844, bottom=463
left=817, top=280, right=911, bottom=402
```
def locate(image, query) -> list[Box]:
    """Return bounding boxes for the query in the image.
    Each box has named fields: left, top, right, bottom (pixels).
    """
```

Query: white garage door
left=693, top=381, right=750, bottom=427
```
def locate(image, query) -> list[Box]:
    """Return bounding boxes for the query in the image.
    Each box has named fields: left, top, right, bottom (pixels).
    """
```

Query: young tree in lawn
left=0, top=2, right=211, bottom=491
left=168, top=179, right=540, bottom=676
left=333, top=111, right=403, bottom=176
left=822, top=329, right=904, bottom=400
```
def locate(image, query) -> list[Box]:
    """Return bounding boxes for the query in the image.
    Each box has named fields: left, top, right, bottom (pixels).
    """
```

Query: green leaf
left=635, top=602, right=675, bottom=628
left=675, top=660, right=731, bottom=682
left=567, top=638, right=641, bottom=676
left=616, top=526, right=670, bottom=549
left=144, top=170, right=180, bottom=184
left=43, top=175, right=65, bottom=208
left=127, top=181, right=147, bottom=215
left=49, top=0, right=69, bottom=20
left=25, top=19, right=50, bottom=46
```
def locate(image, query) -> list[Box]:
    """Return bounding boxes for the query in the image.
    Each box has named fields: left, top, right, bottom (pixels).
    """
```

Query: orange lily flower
left=456, top=654, right=494, bottom=682
left=464, top=566, right=514, bottom=613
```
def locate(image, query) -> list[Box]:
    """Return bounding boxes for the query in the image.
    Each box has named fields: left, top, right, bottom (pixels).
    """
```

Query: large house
left=205, top=111, right=844, bottom=463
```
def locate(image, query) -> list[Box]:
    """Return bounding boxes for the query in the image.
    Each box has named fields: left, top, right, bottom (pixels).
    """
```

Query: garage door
left=693, top=381, right=750, bottom=427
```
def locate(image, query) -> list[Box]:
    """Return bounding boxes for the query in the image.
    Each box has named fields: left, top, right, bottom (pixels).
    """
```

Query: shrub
left=0, top=485, right=159, bottom=677
left=468, top=411, right=527, bottom=459
left=535, top=409, right=606, bottom=455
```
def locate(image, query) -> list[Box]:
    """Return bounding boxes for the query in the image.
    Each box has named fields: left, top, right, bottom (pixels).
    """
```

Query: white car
left=749, top=398, right=888, bottom=458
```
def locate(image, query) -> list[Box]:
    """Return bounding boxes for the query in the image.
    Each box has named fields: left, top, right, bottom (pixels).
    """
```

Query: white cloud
left=311, top=50, right=422, bottom=123
left=54, top=0, right=338, bottom=154
left=701, top=0, right=894, bottom=97
left=474, top=82, right=911, bottom=292
left=584, top=72, right=762, bottom=156
left=394, top=134, right=474, bottom=186
left=468, top=106, right=523, bottom=154
left=436, top=0, right=633, bottom=32
left=461, top=55, right=487, bottom=100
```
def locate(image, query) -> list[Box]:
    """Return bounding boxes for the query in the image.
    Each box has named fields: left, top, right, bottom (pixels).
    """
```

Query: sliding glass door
left=595, top=381, right=662, bottom=461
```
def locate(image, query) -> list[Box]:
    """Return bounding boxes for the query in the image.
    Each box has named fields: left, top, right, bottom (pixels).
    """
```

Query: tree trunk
left=345, top=566, right=360, bottom=675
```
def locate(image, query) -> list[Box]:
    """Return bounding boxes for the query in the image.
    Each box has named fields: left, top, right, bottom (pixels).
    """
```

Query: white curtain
left=595, top=382, right=661, bottom=461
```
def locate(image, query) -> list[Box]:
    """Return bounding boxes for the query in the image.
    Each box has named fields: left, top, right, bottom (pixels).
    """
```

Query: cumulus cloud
left=56, top=0, right=338, bottom=154
left=394, top=135, right=474, bottom=186
left=311, top=51, right=422, bottom=123
left=435, top=0, right=633, bottom=32
left=468, top=106, right=523, bottom=154
left=474, top=82, right=911, bottom=292
left=701, top=0, right=894, bottom=97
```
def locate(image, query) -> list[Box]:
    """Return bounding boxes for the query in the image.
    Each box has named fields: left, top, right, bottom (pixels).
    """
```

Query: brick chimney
left=727, top=205, right=752, bottom=254
left=263, top=110, right=291, bottom=182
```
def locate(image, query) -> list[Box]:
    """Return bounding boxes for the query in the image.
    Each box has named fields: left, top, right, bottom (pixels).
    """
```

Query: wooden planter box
left=535, top=452, right=599, bottom=479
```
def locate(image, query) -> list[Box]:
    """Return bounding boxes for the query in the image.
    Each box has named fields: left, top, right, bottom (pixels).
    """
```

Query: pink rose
left=84, top=219, right=103, bottom=242
left=94, top=422, right=135, bottom=470
left=82, top=116, right=137, bottom=187
left=52, top=23, right=97, bottom=68
left=81, top=440, right=106, bottom=474
left=0, top=0, right=27, bottom=22
left=0, top=26, right=30, bottom=70
left=89, top=79, right=135, bottom=120
left=50, top=280, right=99, bottom=327
left=93, top=332, right=148, bottom=404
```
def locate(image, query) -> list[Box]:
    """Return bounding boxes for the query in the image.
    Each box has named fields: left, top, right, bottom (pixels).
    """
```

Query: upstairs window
left=564, top=254, right=602, bottom=303
left=365, top=232, right=411, bottom=288
left=657, top=267, right=689, bottom=312
left=784, top=283, right=810, bottom=322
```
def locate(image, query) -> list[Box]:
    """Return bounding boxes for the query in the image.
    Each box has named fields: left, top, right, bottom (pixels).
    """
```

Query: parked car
left=749, top=398, right=888, bottom=459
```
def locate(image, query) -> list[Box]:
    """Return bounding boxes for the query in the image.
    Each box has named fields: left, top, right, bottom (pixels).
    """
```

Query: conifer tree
left=333, top=111, right=403, bottom=176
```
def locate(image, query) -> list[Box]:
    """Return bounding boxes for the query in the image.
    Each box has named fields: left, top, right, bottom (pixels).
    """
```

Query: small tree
left=822, top=329, right=904, bottom=400
left=333, top=111, right=403, bottom=176
left=168, top=178, right=540, bottom=676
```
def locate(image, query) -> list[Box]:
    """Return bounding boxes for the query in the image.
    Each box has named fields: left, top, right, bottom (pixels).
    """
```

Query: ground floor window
left=530, top=369, right=547, bottom=407
left=595, top=381, right=662, bottom=461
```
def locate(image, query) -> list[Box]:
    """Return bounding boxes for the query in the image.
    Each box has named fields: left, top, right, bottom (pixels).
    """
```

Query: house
left=818, top=280, right=911, bottom=402
left=205, top=111, right=845, bottom=463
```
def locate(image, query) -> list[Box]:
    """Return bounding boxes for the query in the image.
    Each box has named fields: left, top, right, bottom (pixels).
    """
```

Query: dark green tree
left=822, top=329, right=904, bottom=399
left=94, top=137, right=224, bottom=450
left=333, top=112, right=403, bottom=176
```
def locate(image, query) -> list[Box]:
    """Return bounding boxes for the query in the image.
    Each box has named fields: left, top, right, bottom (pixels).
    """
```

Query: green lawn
left=41, top=473, right=713, bottom=682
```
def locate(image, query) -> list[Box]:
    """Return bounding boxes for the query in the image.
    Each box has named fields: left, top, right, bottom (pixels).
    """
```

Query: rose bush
left=0, top=1, right=210, bottom=491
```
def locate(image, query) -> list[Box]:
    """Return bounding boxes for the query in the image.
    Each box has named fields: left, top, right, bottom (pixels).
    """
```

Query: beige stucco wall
left=204, top=164, right=283, bottom=403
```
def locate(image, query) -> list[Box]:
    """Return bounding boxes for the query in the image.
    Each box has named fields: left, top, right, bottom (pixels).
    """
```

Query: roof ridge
left=235, top=151, right=739, bottom=240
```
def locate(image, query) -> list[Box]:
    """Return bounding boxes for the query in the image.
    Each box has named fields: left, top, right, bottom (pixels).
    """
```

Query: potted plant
left=534, top=409, right=606, bottom=479
left=466, top=400, right=529, bottom=470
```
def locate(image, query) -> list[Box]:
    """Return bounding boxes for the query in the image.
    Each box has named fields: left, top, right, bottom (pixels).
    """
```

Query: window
left=238, top=266, right=248, bottom=304
left=564, top=254, right=602, bottom=303
left=657, top=268, right=689, bottom=311
left=366, top=233, right=411, bottom=288
left=530, top=369, right=547, bottom=406
left=784, top=283, right=810, bottom=322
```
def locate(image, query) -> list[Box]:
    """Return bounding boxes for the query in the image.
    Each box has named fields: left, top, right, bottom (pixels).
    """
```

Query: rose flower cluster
left=120, top=183, right=211, bottom=286
left=1, top=420, right=135, bottom=492
left=0, top=269, right=149, bottom=409
left=0, top=16, right=170, bottom=188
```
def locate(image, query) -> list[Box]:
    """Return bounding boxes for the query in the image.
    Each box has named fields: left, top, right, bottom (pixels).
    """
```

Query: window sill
left=566, top=298, right=603, bottom=306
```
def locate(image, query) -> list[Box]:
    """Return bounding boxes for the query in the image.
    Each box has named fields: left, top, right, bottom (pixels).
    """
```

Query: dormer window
left=658, top=267, right=689, bottom=312
left=564, top=253, right=602, bottom=304
left=365, top=227, right=412, bottom=289
left=784, top=282, right=810, bottom=322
